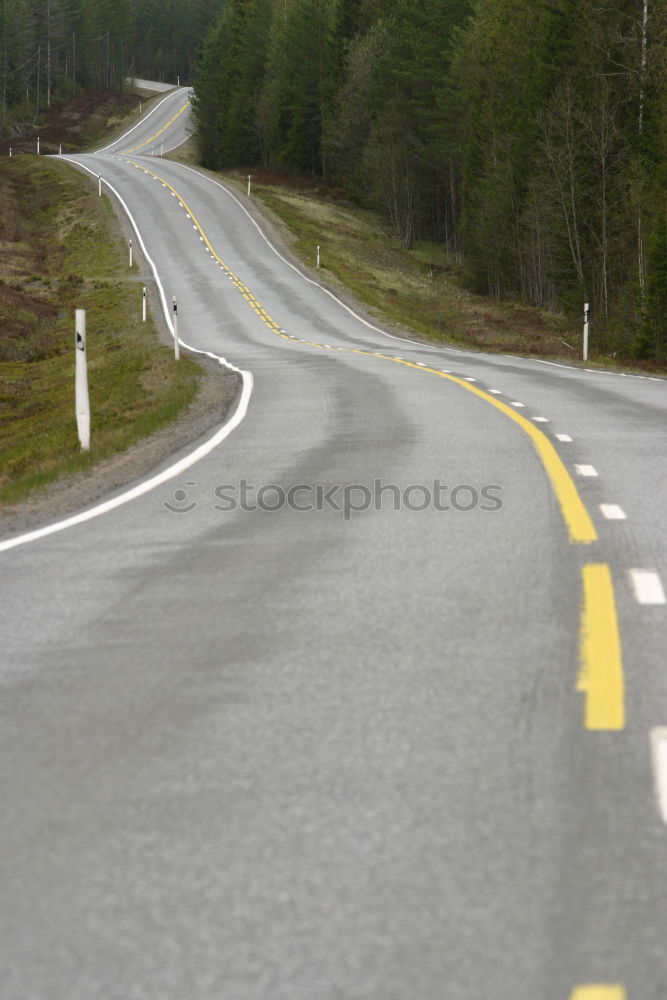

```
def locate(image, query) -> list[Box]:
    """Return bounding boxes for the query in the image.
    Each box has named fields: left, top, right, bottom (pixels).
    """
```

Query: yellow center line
left=124, top=101, right=190, bottom=153
left=579, top=565, right=624, bottom=730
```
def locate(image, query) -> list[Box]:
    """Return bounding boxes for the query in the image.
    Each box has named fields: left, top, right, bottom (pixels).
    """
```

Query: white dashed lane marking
left=629, top=570, right=666, bottom=605
left=651, top=728, right=667, bottom=824
left=575, top=464, right=598, bottom=477
left=600, top=504, right=626, bottom=520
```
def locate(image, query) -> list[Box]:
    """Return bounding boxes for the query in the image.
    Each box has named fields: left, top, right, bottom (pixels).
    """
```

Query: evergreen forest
left=193, top=0, right=667, bottom=359
left=0, top=0, right=218, bottom=122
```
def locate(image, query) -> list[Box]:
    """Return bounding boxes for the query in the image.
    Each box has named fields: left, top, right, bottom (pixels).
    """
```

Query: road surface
left=1, top=87, right=666, bottom=1000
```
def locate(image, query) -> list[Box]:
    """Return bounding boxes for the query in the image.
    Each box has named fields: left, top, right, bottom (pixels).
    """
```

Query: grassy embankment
left=0, top=154, right=200, bottom=507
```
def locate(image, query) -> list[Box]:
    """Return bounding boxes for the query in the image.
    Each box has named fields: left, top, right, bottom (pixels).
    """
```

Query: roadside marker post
left=59, top=144, right=62, bottom=155
left=317, top=245, right=321, bottom=269
left=129, top=239, right=133, bottom=268
left=98, top=174, right=102, bottom=196
left=142, top=286, right=147, bottom=322
left=247, top=174, right=252, bottom=197
left=37, top=136, right=40, bottom=155
left=75, top=309, right=90, bottom=451
left=172, top=297, right=180, bottom=360
left=583, top=302, right=590, bottom=361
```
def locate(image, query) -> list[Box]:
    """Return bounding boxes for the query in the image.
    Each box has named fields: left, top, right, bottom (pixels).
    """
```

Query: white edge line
left=160, top=131, right=193, bottom=155
left=650, top=728, right=667, bottom=824
left=94, top=88, right=190, bottom=153
left=69, top=159, right=174, bottom=336
left=0, top=376, right=252, bottom=554
left=0, top=160, right=253, bottom=554
left=533, top=356, right=666, bottom=381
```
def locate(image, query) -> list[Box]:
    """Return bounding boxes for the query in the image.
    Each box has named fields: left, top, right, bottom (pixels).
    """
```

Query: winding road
left=2, top=86, right=666, bottom=1000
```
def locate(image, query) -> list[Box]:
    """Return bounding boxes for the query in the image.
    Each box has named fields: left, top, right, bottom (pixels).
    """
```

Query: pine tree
left=192, top=7, right=230, bottom=168
left=0, top=0, right=34, bottom=126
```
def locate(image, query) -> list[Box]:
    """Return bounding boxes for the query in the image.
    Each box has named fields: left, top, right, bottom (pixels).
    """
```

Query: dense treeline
left=193, top=0, right=667, bottom=358
left=1, top=0, right=218, bottom=129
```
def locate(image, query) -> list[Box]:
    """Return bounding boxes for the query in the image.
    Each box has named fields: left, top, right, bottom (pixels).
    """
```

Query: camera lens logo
left=163, top=482, right=197, bottom=513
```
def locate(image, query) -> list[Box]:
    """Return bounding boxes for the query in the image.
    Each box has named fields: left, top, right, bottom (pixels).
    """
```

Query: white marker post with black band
left=75, top=309, right=90, bottom=451
left=142, top=286, right=147, bottom=322
left=172, top=296, right=180, bottom=360
left=129, top=239, right=133, bottom=268
left=583, top=302, right=590, bottom=361
left=247, top=174, right=252, bottom=197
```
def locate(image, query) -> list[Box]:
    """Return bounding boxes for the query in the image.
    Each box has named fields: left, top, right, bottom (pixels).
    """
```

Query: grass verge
left=0, top=155, right=200, bottom=507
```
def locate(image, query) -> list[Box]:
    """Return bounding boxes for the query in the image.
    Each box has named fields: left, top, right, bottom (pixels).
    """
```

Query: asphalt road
left=1, top=88, right=666, bottom=1000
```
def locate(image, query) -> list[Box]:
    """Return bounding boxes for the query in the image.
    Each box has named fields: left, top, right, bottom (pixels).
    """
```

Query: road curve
left=1, top=91, right=666, bottom=1000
